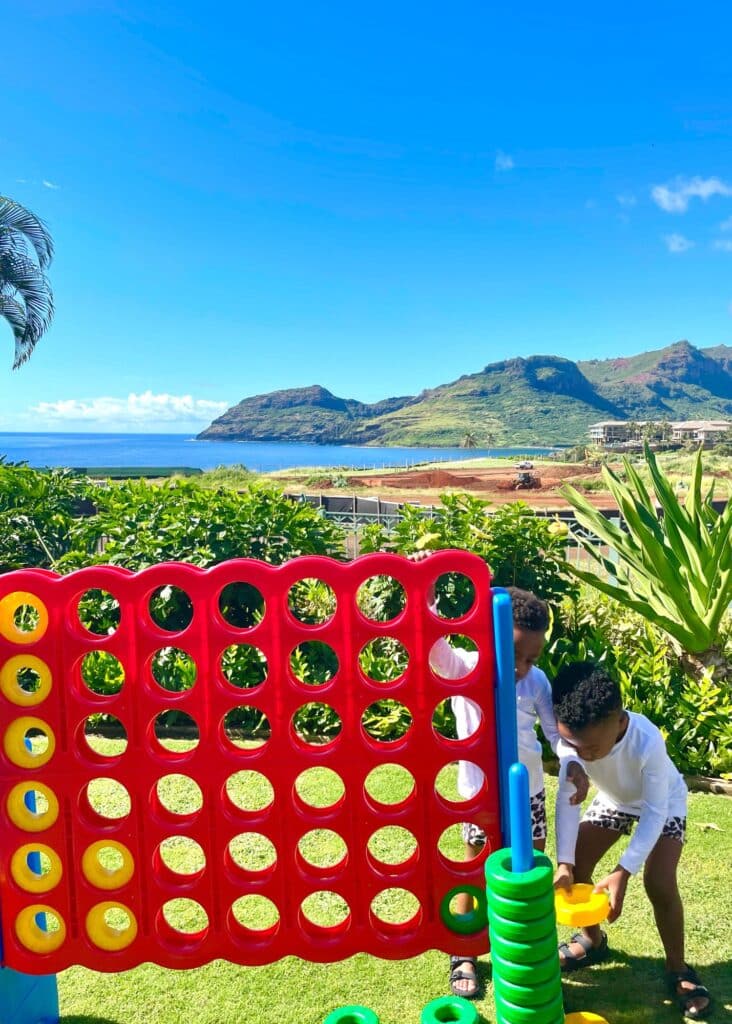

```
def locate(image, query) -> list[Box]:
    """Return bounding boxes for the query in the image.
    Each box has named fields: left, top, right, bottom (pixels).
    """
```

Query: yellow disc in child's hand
left=555, top=883, right=609, bottom=927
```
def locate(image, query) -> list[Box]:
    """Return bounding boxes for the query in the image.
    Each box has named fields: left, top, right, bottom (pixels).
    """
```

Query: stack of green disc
left=485, top=848, right=564, bottom=1024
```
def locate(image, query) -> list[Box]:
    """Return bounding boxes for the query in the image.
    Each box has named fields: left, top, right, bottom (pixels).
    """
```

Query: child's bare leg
left=450, top=840, right=483, bottom=995
left=644, top=837, right=709, bottom=1016
left=559, top=821, right=620, bottom=963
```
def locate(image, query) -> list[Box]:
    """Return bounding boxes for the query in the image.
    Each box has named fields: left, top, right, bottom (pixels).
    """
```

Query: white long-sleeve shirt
left=430, top=638, right=559, bottom=797
left=556, top=711, right=687, bottom=875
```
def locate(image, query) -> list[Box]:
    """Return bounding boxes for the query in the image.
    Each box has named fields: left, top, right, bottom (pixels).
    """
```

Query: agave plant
left=0, top=196, right=54, bottom=367
left=562, top=445, right=731, bottom=683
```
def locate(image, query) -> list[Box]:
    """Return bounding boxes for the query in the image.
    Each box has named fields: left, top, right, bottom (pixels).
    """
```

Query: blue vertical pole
left=508, top=762, right=533, bottom=873
left=492, top=588, right=518, bottom=847
left=0, top=745, right=59, bottom=1024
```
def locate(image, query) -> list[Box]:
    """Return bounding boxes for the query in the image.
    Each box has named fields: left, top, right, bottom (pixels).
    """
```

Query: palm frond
left=0, top=196, right=54, bottom=269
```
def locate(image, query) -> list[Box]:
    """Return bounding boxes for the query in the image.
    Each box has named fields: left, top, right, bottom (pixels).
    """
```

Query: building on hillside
left=671, top=420, right=731, bottom=445
left=588, top=421, right=632, bottom=445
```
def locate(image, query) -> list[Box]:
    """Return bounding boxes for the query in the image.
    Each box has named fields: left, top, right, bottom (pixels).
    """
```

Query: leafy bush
left=545, top=590, right=732, bottom=777
left=0, top=462, right=87, bottom=571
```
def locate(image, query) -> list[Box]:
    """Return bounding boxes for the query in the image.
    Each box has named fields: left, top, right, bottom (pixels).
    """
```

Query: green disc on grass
left=421, top=995, right=479, bottom=1024
left=323, top=1007, right=379, bottom=1024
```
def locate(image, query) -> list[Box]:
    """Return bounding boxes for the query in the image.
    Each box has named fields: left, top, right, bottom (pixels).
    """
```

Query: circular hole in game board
left=363, top=764, right=416, bottom=809
left=287, top=578, right=337, bottom=626
left=153, top=710, right=200, bottom=754
left=434, top=761, right=486, bottom=807
left=227, top=833, right=277, bottom=876
left=81, top=778, right=131, bottom=825
left=366, top=827, right=419, bottom=872
left=160, top=898, right=209, bottom=938
left=225, top=770, right=275, bottom=815
left=369, top=888, right=422, bottom=934
left=16, top=664, right=42, bottom=695
left=296, top=830, right=348, bottom=874
left=80, top=651, right=125, bottom=696
left=437, top=824, right=487, bottom=867
left=443, top=888, right=486, bottom=934
left=149, top=585, right=193, bottom=633
left=77, top=589, right=121, bottom=636
left=229, top=895, right=280, bottom=937
left=218, top=582, right=265, bottom=630
left=82, top=715, right=128, bottom=759
left=432, top=698, right=482, bottom=742
left=154, top=774, right=203, bottom=819
left=428, top=636, right=478, bottom=680
left=222, top=707, right=270, bottom=751
left=293, top=767, right=345, bottom=812
left=156, top=837, right=206, bottom=882
left=291, top=703, right=342, bottom=747
left=356, top=575, right=407, bottom=623
left=151, top=647, right=197, bottom=693
left=432, top=573, right=476, bottom=619
left=299, top=891, right=351, bottom=934
left=289, top=641, right=339, bottom=687
left=361, top=700, right=412, bottom=745
left=220, top=644, right=268, bottom=690
left=12, top=602, right=41, bottom=635
left=358, top=638, right=409, bottom=685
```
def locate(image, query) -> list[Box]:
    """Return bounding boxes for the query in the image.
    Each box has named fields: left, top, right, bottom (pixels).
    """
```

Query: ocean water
left=0, top=432, right=555, bottom=473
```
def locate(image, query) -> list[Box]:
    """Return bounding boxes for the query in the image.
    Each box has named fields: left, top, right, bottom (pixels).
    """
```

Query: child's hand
left=407, top=550, right=437, bottom=609
left=593, top=866, right=630, bottom=923
left=565, top=761, right=590, bottom=805
left=553, top=863, right=574, bottom=892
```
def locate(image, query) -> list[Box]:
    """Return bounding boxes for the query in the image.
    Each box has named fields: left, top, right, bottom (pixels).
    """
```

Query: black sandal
left=666, top=965, right=712, bottom=1020
left=449, top=955, right=479, bottom=999
left=558, top=930, right=609, bottom=973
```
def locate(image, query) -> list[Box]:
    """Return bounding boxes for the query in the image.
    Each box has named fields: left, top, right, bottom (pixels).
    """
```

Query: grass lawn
left=57, top=759, right=732, bottom=1024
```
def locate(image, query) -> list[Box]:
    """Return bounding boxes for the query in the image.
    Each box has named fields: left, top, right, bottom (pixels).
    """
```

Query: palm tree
left=461, top=432, right=478, bottom=449
left=0, top=196, right=54, bottom=367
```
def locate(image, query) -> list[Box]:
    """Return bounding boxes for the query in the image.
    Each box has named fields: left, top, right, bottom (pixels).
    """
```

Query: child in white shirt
left=553, top=661, right=711, bottom=1021
left=429, top=585, right=587, bottom=998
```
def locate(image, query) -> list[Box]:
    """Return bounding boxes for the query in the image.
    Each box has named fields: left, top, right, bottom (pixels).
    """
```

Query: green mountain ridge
left=198, top=340, right=732, bottom=446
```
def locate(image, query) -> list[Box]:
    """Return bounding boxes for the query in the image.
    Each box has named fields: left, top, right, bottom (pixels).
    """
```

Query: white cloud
left=495, top=150, right=514, bottom=171
left=651, top=176, right=732, bottom=213
left=42, top=180, right=60, bottom=190
left=720, top=216, right=732, bottom=231
left=713, top=239, right=732, bottom=252
left=663, top=233, right=695, bottom=253
left=617, top=193, right=637, bottom=207
left=29, top=392, right=229, bottom=425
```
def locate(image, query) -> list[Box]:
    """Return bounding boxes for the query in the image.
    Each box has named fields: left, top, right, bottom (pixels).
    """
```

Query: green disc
left=485, top=849, right=554, bottom=900
left=440, top=884, right=487, bottom=935
left=495, top=972, right=562, bottom=1008
left=421, top=995, right=479, bottom=1024
left=323, top=1007, right=379, bottom=1024
left=490, top=947, right=560, bottom=987
left=487, top=886, right=556, bottom=922
left=494, top=988, right=564, bottom=1024
left=489, top=928, right=558, bottom=965
left=487, top=906, right=557, bottom=942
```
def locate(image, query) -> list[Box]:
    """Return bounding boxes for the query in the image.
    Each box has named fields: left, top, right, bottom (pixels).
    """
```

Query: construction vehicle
left=514, top=471, right=541, bottom=490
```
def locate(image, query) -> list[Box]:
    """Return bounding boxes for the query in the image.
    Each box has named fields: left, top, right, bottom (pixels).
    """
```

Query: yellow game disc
left=6, top=782, right=59, bottom=832
left=0, top=592, right=49, bottom=645
left=565, top=1014, right=610, bottom=1023
left=0, top=655, right=52, bottom=706
left=555, top=883, right=610, bottom=927
left=15, top=905, right=66, bottom=954
left=11, top=844, right=63, bottom=894
left=3, top=717, right=56, bottom=768
left=82, top=841, right=135, bottom=890
left=85, top=901, right=138, bottom=951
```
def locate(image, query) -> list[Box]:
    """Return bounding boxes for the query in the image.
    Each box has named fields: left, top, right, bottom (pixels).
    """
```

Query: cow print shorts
left=462, top=789, right=547, bottom=848
left=582, top=796, right=686, bottom=844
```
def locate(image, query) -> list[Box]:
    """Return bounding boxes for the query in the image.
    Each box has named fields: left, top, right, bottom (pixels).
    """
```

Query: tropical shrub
left=0, top=463, right=86, bottom=572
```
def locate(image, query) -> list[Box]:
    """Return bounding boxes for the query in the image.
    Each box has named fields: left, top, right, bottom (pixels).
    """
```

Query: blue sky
left=2, top=0, right=732, bottom=432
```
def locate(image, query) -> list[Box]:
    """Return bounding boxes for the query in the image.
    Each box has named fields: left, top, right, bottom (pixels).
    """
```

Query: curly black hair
left=552, top=661, right=622, bottom=731
left=507, top=586, right=549, bottom=633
